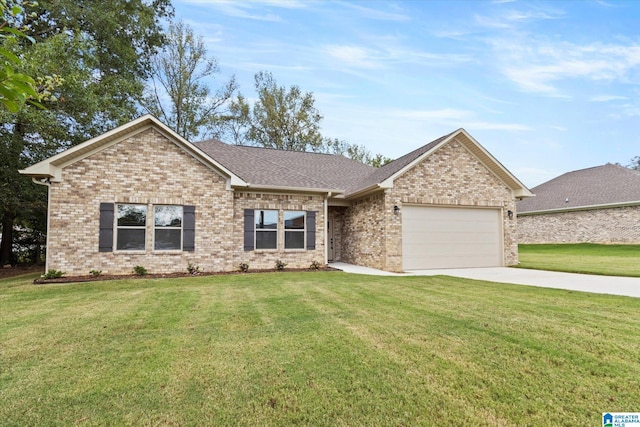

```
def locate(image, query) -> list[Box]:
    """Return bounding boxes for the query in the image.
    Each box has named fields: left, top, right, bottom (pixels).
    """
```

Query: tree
left=140, top=21, right=237, bottom=141
left=628, top=156, right=640, bottom=171
left=323, top=137, right=393, bottom=167
left=0, top=1, right=40, bottom=112
left=0, top=0, right=172, bottom=265
left=231, top=71, right=324, bottom=151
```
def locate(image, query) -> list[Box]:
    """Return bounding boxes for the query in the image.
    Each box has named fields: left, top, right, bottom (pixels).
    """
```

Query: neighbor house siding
left=390, top=139, right=519, bottom=268
left=46, top=128, right=234, bottom=275
left=518, top=206, right=640, bottom=243
left=232, top=191, right=325, bottom=270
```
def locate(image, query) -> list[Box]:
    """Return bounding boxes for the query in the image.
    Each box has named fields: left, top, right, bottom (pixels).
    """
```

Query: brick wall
left=339, top=138, right=519, bottom=271
left=518, top=206, right=640, bottom=243
left=232, top=191, right=325, bottom=271
left=47, top=128, right=325, bottom=276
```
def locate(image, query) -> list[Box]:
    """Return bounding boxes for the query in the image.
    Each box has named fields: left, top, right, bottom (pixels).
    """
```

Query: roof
left=20, top=114, right=532, bottom=200
left=517, top=163, right=640, bottom=214
left=193, top=139, right=374, bottom=193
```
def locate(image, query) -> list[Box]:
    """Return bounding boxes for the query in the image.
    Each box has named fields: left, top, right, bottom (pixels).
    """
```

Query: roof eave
left=233, top=183, right=345, bottom=195
left=518, top=200, right=640, bottom=216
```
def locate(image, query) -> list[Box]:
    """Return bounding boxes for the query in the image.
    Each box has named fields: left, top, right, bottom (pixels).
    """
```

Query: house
left=517, top=163, right=640, bottom=243
left=19, top=115, right=532, bottom=276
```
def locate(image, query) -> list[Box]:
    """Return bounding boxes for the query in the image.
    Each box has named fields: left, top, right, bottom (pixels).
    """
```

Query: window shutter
left=306, top=211, right=316, bottom=250
left=99, top=203, right=114, bottom=252
left=183, top=205, right=196, bottom=252
left=244, top=209, right=255, bottom=251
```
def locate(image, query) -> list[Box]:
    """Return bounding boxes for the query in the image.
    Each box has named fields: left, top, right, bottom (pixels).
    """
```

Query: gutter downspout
left=31, top=177, right=51, bottom=272
left=324, top=192, right=331, bottom=266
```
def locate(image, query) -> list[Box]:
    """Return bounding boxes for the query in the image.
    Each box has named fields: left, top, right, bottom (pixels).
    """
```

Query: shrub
left=41, top=269, right=64, bottom=279
left=89, top=270, right=102, bottom=277
left=133, top=265, right=148, bottom=276
left=274, top=259, right=287, bottom=271
left=309, top=260, right=322, bottom=270
left=187, top=262, right=201, bottom=275
left=238, top=262, right=249, bottom=273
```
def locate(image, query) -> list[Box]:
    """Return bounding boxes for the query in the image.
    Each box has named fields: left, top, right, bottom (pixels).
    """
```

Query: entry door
left=328, top=218, right=335, bottom=261
left=402, top=206, right=503, bottom=269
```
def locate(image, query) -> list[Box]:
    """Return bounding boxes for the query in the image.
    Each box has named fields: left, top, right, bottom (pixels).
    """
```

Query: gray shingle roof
left=193, top=139, right=375, bottom=192
left=517, top=163, right=640, bottom=213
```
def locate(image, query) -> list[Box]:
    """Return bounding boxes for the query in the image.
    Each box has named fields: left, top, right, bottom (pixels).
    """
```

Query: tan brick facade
left=46, top=128, right=325, bottom=275
left=518, top=206, right=640, bottom=243
left=338, top=139, right=519, bottom=271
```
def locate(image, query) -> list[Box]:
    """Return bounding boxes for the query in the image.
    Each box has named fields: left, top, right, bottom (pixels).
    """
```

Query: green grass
left=518, top=243, right=640, bottom=277
left=1, top=272, right=639, bottom=426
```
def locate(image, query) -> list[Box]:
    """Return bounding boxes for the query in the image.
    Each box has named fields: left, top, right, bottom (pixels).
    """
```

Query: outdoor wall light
left=507, top=210, right=513, bottom=220
left=393, top=205, right=400, bottom=215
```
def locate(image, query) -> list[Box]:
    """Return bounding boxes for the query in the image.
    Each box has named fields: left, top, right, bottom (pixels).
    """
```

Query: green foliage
left=89, top=269, right=102, bottom=277
left=140, top=20, right=237, bottom=141
left=186, top=262, right=200, bottom=275
left=274, top=259, right=287, bottom=271
left=132, top=265, right=147, bottom=276
left=309, top=260, right=322, bottom=270
left=41, top=268, right=63, bottom=279
left=238, top=262, right=249, bottom=273
left=323, top=137, right=393, bottom=167
left=628, top=155, right=640, bottom=171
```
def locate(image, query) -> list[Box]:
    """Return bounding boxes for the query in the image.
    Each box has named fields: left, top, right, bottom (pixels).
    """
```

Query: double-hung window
left=154, top=205, right=183, bottom=250
left=116, top=204, right=147, bottom=250
left=284, top=211, right=305, bottom=249
left=255, top=209, right=278, bottom=249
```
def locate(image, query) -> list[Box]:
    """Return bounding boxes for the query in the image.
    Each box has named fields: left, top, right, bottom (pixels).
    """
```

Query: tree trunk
left=0, top=212, right=15, bottom=266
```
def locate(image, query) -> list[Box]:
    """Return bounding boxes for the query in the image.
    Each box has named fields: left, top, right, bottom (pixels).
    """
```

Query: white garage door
left=402, top=206, right=503, bottom=270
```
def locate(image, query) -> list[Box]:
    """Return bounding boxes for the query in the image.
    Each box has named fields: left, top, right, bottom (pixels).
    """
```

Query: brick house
left=517, top=163, right=640, bottom=243
left=20, top=115, right=532, bottom=275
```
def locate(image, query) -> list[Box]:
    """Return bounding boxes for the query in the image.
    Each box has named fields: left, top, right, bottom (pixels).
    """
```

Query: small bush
left=41, top=269, right=64, bottom=279
left=274, top=259, right=287, bottom=271
left=309, top=260, right=322, bottom=270
left=239, top=262, right=249, bottom=273
left=187, top=262, right=201, bottom=275
left=133, top=265, right=148, bottom=276
left=89, top=270, right=102, bottom=277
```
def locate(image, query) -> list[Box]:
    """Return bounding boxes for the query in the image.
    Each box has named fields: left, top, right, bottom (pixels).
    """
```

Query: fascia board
left=517, top=200, right=640, bottom=216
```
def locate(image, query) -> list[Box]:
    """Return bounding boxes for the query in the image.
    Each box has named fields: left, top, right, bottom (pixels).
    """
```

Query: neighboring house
left=517, top=163, right=640, bottom=243
left=20, top=115, right=532, bottom=276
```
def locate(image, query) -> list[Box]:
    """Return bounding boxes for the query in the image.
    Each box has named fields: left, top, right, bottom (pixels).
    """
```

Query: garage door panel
left=402, top=206, right=503, bottom=270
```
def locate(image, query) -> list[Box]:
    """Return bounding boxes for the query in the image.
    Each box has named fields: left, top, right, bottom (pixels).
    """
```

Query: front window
left=255, top=210, right=277, bottom=249
left=284, top=211, right=305, bottom=249
left=154, top=205, right=183, bottom=250
left=117, top=204, right=147, bottom=250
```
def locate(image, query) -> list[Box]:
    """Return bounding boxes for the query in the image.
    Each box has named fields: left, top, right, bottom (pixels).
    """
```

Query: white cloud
left=340, top=2, right=410, bottom=21
left=590, top=95, right=628, bottom=102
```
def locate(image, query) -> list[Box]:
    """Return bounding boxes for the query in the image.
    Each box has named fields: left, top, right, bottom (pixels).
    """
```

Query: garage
left=402, top=205, right=503, bottom=270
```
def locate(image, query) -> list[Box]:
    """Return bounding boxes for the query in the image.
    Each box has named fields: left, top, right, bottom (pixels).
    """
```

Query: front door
left=328, top=217, right=335, bottom=261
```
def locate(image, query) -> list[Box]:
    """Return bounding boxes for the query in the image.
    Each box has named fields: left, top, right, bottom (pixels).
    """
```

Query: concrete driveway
left=328, top=262, right=640, bottom=298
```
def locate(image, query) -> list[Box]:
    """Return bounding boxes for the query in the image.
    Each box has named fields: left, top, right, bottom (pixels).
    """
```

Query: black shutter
left=183, top=205, right=196, bottom=251
left=244, top=209, right=255, bottom=251
left=99, top=203, right=114, bottom=252
left=306, top=211, right=316, bottom=250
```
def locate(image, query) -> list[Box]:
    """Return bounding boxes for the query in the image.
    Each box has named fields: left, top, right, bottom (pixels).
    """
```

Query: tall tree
left=140, top=21, right=237, bottom=141
left=0, top=0, right=172, bottom=265
left=230, top=71, right=324, bottom=151
left=628, top=156, right=640, bottom=171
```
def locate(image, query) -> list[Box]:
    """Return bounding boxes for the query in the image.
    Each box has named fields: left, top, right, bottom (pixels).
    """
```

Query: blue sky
left=172, top=0, right=640, bottom=188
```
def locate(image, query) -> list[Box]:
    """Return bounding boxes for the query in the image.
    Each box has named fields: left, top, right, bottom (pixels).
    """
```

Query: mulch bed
left=33, top=266, right=339, bottom=285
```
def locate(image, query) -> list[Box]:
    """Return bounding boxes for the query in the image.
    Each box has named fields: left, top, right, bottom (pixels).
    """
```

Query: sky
left=171, top=0, right=640, bottom=188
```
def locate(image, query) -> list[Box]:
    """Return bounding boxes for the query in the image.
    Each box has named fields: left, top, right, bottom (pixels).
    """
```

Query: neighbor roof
left=518, top=163, right=640, bottom=214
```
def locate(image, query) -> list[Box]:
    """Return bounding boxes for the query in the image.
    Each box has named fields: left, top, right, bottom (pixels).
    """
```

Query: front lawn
left=1, top=272, right=638, bottom=426
left=518, top=243, right=640, bottom=277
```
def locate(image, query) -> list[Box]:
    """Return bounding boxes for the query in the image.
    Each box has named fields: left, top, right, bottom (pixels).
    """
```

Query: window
left=255, top=209, right=277, bottom=249
left=116, top=204, right=147, bottom=250
left=154, top=205, right=183, bottom=250
left=284, top=211, right=305, bottom=249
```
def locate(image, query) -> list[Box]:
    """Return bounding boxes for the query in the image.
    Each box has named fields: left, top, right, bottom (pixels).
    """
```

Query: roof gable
left=19, top=115, right=246, bottom=187
left=518, top=163, right=640, bottom=214
left=344, top=128, right=532, bottom=198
